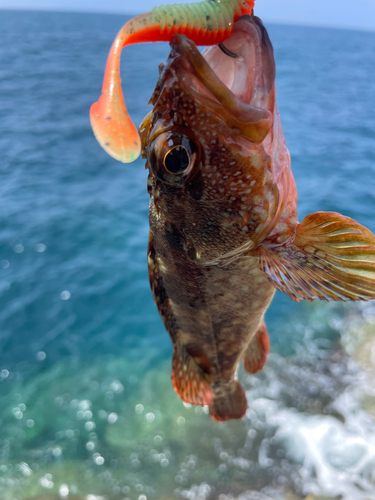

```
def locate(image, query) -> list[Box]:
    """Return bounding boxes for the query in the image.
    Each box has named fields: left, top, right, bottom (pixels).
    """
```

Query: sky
left=1, top=0, right=375, bottom=32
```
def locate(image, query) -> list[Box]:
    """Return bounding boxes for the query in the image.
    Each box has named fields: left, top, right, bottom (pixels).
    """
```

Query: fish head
left=141, top=16, right=282, bottom=257
left=141, top=14, right=276, bottom=170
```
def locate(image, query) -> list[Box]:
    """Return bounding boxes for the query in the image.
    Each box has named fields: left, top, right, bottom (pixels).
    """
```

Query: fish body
left=140, top=15, right=375, bottom=421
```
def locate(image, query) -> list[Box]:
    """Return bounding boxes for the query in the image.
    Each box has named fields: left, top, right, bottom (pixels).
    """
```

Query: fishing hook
left=218, top=43, right=239, bottom=58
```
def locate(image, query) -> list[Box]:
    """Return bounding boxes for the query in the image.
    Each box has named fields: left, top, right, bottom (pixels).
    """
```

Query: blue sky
left=1, top=0, right=375, bottom=31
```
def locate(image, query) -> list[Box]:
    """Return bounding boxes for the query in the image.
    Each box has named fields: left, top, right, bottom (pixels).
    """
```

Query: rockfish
left=91, top=3, right=375, bottom=421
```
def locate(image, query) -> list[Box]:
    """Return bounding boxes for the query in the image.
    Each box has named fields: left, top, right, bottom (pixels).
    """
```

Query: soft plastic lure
left=90, top=0, right=255, bottom=163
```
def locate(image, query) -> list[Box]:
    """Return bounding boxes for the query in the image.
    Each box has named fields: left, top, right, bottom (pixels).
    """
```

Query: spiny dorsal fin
left=259, top=211, right=375, bottom=302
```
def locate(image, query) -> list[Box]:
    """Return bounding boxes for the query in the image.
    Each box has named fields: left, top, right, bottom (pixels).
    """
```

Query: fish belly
left=148, top=225, right=275, bottom=380
left=195, top=258, right=275, bottom=379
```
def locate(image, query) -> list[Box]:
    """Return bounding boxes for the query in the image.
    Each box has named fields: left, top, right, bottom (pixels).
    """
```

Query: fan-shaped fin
left=171, top=342, right=214, bottom=406
left=260, top=211, right=375, bottom=302
left=243, top=321, right=269, bottom=373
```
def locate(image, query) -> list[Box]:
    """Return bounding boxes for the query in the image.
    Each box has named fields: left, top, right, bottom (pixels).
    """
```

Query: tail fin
left=209, top=381, right=247, bottom=421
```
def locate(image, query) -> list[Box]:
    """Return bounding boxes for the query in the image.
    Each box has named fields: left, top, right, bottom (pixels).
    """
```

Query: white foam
left=265, top=388, right=375, bottom=499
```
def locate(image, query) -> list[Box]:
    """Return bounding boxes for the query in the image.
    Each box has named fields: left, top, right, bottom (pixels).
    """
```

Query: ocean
left=0, top=8, right=375, bottom=500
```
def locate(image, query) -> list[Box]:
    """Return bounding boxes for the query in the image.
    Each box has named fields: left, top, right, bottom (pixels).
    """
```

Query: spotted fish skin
left=141, top=16, right=375, bottom=421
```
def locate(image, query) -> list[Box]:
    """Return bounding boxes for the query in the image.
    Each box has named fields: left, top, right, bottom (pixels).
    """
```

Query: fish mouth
left=203, top=16, right=275, bottom=111
left=162, top=16, right=276, bottom=144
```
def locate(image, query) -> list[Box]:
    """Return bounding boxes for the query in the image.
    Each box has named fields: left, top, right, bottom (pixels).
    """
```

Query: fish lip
left=163, top=16, right=274, bottom=144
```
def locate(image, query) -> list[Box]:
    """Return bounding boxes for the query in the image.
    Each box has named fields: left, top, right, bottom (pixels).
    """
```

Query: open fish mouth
left=159, top=15, right=276, bottom=144
left=203, top=16, right=275, bottom=111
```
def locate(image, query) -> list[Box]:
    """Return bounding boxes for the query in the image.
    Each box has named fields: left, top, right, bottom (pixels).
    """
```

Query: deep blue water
left=0, top=9, right=375, bottom=500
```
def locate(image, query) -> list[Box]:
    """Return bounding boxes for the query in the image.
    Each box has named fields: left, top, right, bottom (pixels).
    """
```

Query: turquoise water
left=0, top=9, right=375, bottom=500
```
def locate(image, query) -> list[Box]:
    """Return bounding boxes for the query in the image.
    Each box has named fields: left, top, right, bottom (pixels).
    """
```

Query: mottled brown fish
left=139, top=15, right=375, bottom=421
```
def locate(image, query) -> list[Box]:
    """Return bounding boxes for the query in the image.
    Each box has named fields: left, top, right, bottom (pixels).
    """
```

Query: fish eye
left=148, top=130, right=200, bottom=186
left=164, top=145, right=190, bottom=174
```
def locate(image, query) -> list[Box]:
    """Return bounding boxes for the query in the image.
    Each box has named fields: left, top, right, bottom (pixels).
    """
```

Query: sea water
left=0, top=9, right=375, bottom=500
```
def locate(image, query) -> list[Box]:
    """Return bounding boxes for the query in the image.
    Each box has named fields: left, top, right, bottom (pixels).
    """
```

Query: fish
left=91, top=3, right=375, bottom=421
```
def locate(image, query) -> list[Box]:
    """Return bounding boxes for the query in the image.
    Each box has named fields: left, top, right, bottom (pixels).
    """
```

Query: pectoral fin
left=259, top=211, right=375, bottom=302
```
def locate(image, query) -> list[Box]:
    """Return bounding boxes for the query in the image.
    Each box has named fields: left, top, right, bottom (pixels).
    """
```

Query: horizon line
left=1, top=6, right=375, bottom=34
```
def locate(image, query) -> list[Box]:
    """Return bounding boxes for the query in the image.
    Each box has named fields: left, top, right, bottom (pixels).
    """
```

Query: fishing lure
left=90, top=0, right=254, bottom=163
